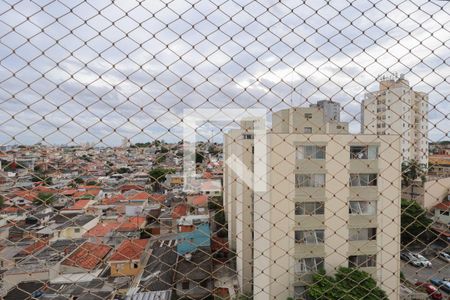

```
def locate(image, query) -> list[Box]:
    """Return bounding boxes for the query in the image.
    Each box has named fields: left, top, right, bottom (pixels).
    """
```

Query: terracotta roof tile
left=435, top=201, right=450, bottom=211
left=109, top=239, right=149, bottom=261
left=62, top=242, right=111, bottom=270
left=172, top=204, right=187, bottom=219
left=83, top=222, right=121, bottom=237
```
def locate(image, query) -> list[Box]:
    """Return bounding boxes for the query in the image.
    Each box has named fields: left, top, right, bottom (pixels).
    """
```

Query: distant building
left=362, top=74, right=428, bottom=166
left=310, top=100, right=341, bottom=122
left=225, top=106, right=401, bottom=299
left=109, top=239, right=149, bottom=277
left=176, top=215, right=210, bottom=256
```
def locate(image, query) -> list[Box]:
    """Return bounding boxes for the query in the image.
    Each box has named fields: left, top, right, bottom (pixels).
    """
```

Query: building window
left=243, top=134, right=254, bottom=139
left=295, top=257, right=324, bottom=274
left=133, top=262, right=139, bottom=268
left=295, top=174, right=325, bottom=188
left=349, top=201, right=376, bottom=215
left=297, top=145, right=326, bottom=160
left=349, top=146, right=378, bottom=160
left=349, top=255, right=376, bottom=268
left=349, top=174, right=377, bottom=186
left=304, top=127, right=312, bottom=133
left=74, top=228, right=80, bottom=233
left=295, top=202, right=325, bottom=215
left=349, top=228, right=377, bottom=241
left=295, top=230, right=324, bottom=244
left=304, top=113, right=313, bottom=119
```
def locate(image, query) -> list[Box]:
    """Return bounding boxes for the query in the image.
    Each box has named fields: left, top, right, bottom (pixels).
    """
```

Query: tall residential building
left=310, top=100, right=341, bottom=122
left=361, top=75, right=428, bottom=166
left=224, top=106, right=401, bottom=300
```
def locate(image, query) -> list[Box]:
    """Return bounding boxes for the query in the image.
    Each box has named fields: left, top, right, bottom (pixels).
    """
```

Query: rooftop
left=109, top=239, right=149, bottom=261
left=61, top=242, right=111, bottom=270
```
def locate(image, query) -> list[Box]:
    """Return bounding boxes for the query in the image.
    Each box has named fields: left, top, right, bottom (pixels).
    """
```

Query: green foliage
left=159, top=146, right=169, bottom=153
left=196, top=152, right=205, bottom=164
left=86, top=180, right=99, bottom=186
left=117, top=167, right=131, bottom=174
left=401, top=199, right=433, bottom=244
left=308, top=267, right=388, bottom=300
left=401, top=159, right=426, bottom=186
left=148, top=167, right=174, bottom=192
left=0, top=195, right=4, bottom=207
left=74, top=177, right=84, bottom=184
left=35, top=192, right=54, bottom=205
left=31, top=172, right=52, bottom=185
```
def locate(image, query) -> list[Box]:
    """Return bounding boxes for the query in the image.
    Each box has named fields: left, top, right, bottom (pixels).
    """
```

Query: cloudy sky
left=0, top=0, right=448, bottom=146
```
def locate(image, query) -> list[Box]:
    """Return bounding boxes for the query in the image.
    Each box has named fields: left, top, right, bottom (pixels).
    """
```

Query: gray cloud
left=0, top=0, right=449, bottom=145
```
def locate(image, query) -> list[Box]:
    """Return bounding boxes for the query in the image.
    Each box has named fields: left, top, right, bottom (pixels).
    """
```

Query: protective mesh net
left=0, top=0, right=449, bottom=300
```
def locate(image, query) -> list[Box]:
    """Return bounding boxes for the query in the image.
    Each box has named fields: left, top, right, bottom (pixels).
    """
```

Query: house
left=60, top=241, right=111, bottom=273
left=109, top=239, right=150, bottom=277
left=175, top=250, right=213, bottom=299
left=54, top=215, right=98, bottom=240
left=2, top=239, right=85, bottom=295
left=60, top=199, right=95, bottom=214
left=177, top=215, right=210, bottom=256
left=83, top=221, right=121, bottom=244
left=187, top=195, right=208, bottom=214
left=433, top=200, right=450, bottom=225
left=113, top=216, right=146, bottom=245
left=139, top=240, right=177, bottom=292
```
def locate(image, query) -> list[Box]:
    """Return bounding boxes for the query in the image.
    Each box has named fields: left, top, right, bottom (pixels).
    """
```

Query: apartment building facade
left=224, top=107, right=401, bottom=300
left=361, top=75, right=428, bottom=166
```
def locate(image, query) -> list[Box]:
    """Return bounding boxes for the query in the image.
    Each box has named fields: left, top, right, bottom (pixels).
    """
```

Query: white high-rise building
left=361, top=75, right=428, bottom=166
left=224, top=106, right=401, bottom=300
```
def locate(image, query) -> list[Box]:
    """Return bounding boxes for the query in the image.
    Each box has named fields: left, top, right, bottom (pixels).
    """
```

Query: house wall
left=423, top=177, right=450, bottom=209
left=110, top=260, right=142, bottom=277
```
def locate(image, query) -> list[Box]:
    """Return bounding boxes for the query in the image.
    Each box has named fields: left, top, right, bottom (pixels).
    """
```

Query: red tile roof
left=435, top=201, right=450, bottom=211
left=83, top=222, right=121, bottom=237
left=149, top=194, right=166, bottom=203
left=172, top=204, right=188, bottom=219
left=1, top=206, right=31, bottom=214
left=73, top=189, right=100, bottom=199
left=116, top=217, right=146, bottom=232
left=62, top=242, right=111, bottom=270
left=128, top=192, right=150, bottom=201
left=109, top=239, right=149, bottom=261
left=192, top=195, right=208, bottom=206
left=102, top=194, right=125, bottom=205
left=61, top=189, right=78, bottom=196
left=120, top=185, right=144, bottom=192
left=64, top=199, right=91, bottom=210
left=18, top=239, right=48, bottom=255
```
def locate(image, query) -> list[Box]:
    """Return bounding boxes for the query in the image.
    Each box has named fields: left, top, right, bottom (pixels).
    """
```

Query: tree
left=35, top=192, right=54, bottom=205
left=0, top=195, right=4, bottom=208
left=401, top=159, right=426, bottom=186
left=308, top=267, right=388, bottom=300
left=74, top=177, right=84, bottom=184
left=196, top=152, right=205, bottom=164
left=148, top=168, right=174, bottom=192
left=401, top=199, right=433, bottom=244
left=31, top=173, right=52, bottom=185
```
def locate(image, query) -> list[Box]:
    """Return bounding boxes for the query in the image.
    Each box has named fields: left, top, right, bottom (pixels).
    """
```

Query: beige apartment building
left=224, top=106, right=401, bottom=300
left=362, top=75, right=428, bottom=166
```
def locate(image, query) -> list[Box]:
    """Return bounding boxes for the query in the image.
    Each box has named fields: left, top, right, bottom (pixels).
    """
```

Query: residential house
left=175, top=250, right=213, bottom=299
left=53, top=215, right=98, bottom=241
left=109, top=239, right=150, bottom=277
left=60, top=241, right=111, bottom=273
left=177, top=215, right=210, bottom=256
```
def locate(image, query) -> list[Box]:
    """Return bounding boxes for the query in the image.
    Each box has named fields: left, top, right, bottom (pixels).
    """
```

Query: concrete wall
left=423, top=177, right=450, bottom=209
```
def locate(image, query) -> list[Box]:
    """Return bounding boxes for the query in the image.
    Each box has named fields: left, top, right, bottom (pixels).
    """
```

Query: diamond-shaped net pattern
left=0, top=0, right=449, bottom=299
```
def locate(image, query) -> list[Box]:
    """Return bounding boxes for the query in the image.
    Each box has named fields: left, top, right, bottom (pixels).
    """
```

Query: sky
left=0, top=0, right=448, bottom=146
